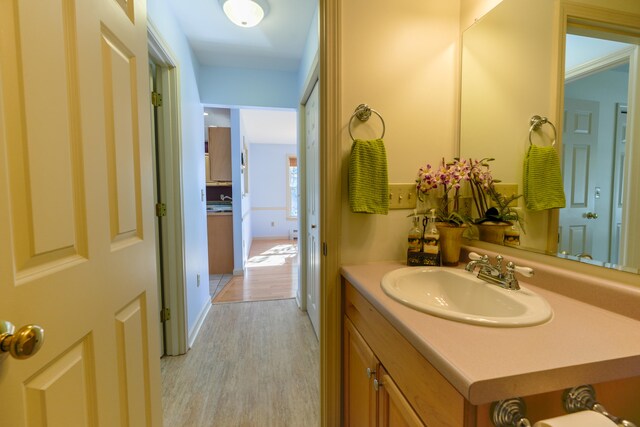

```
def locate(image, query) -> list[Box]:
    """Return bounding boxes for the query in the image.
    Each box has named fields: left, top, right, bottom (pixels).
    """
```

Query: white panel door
left=0, top=0, right=163, bottom=426
left=610, top=104, right=627, bottom=264
left=559, top=98, right=600, bottom=258
left=305, top=81, right=320, bottom=338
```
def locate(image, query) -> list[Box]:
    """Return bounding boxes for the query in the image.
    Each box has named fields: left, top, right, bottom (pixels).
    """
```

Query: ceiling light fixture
left=219, top=0, right=269, bottom=28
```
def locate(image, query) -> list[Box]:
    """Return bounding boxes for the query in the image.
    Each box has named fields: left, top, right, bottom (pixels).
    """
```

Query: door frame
left=148, top=22, right=188, bottom=356
left=297, top=54, right=320, bottom=311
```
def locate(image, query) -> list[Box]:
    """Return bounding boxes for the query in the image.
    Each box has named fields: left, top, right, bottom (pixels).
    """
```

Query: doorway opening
left=559, top=30, right=636, bottom=268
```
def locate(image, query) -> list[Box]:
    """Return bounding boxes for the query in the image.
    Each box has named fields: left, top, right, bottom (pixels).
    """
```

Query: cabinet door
left=344, top=318, right=378, bottom=427
left=378, top=367, right=425, bottom=427
left=207, top=215, right=234, bottom=274
left=209, top=127, right=232, bottom=181
left=205, top=153, right=211, bottom=183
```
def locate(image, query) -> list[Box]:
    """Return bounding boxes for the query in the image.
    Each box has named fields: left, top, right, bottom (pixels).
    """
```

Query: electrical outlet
left=493, top=183, right=519, bottom=207
left=388, top=183, right=417, bottom=210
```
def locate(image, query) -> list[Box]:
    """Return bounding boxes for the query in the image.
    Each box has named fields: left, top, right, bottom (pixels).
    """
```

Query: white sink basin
left=381, top=267, right=552, bottom=327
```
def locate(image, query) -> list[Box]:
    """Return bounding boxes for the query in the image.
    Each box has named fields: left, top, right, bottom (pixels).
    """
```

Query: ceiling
left=167, top=0, right=314, bottom=146
left=167, top=0, right=316, bottom=71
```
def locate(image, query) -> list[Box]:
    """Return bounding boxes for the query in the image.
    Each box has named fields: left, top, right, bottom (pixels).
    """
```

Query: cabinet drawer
left=344, top=281, right=473, bottom=427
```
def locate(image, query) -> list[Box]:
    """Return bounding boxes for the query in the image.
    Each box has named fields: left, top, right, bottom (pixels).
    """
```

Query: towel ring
left=528, top=115, right=556, bottom=147
left=348, top=104, right=386, bottom=141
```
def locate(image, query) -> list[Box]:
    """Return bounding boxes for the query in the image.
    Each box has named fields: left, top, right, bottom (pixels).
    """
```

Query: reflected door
left=305, top=80, right=320, bottom=338
left=559, top=98, right=600, bottom=258
left=0, top=0, right=162, bottom=425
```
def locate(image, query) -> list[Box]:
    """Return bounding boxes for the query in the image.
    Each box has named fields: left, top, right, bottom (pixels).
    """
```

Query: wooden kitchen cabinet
left=208, top=127, right=231, bottom=183
left=207, top=214, right=233, bottom=274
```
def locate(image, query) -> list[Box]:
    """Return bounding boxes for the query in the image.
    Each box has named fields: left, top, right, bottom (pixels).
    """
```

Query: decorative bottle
left=407, top=216, right=422, bottom=253
left=423, top=209, right=441, bottom=266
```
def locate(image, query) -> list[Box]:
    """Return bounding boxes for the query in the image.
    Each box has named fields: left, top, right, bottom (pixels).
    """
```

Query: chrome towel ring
left=348, top=104, right=386, bottom=141
left=529, top=115, right=556, bottom=146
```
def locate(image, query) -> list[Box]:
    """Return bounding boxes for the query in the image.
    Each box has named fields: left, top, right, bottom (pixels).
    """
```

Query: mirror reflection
left=459, top=0, right=640, bottom=273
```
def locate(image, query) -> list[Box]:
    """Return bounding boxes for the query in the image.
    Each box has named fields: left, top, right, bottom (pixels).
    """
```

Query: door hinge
left=156, top=202, right=167, bottom=217
left=151, top=91, right=163, bottom=107
left=322, top=242, right=327, bottom=256
left=160, top=307, right=171, bottom=322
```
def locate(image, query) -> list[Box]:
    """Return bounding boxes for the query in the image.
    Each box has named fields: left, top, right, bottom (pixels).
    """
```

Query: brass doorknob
left=0, top=320, right=45, bottom=360
left=583, top=212, right=599, bottom=219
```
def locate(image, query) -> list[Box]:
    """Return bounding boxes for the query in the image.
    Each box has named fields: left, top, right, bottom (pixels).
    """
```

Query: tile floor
left=209, top=274, right=233, bottom=298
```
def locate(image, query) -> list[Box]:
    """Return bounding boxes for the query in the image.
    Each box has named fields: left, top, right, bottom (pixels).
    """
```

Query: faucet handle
left=506, top=262, right=534, bottom=278
left=468, top=252, right=487, bottom=261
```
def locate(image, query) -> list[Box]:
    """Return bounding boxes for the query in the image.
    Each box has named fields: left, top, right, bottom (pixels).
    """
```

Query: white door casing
left=610, top=104, right=627, bottom=264
left=305, top=80, right=320, bottom=338
left=0, top=0, right=163, bottom=426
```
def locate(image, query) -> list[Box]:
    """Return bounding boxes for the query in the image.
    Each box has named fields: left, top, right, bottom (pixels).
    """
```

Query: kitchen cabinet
left=207, top=214, right=233, bottom=274
left=207, top=127, right=231, bottom=183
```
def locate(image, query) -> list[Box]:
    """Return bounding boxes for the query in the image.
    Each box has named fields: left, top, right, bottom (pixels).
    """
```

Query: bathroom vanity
left=341, top=259, right=640, bottom=426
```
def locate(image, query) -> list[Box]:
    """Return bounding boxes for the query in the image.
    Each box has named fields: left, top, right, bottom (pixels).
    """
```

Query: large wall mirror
left=459, top=0, right=640, bottom=274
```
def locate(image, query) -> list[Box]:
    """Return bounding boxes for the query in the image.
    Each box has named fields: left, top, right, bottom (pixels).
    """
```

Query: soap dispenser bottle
left=407, top=215, right=422, bottom=253
left=423, top=209, right=441, bottom=266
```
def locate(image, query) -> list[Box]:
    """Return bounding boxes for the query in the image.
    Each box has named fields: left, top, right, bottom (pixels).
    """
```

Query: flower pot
left=475, top=222, right=511, bottom=245
left=435, top=223, right=468, bottom=266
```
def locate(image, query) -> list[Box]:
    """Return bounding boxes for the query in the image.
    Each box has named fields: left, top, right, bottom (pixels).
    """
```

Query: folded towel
left=349, top=139, right=389, bottom=214
left=523, top=145, right=566, bottom=211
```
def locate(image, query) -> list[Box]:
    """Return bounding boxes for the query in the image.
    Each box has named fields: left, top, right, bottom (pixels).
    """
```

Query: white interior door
left=305, top=81, right=320, bottom=338
left=559, top=98, right=600, bottom=258
left=0, top=0, right=163, bottom=426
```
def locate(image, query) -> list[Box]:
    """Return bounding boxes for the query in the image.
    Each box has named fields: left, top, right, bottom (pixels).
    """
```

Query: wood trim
left=378, top=370, right=425, bottom=427
left=565, top=46, right=634, bottom=83
left=344, top=281, right=467, bottom=427
left=147, top=22, right=188, bottom=356
left=320, top=0, right=343, bottom=426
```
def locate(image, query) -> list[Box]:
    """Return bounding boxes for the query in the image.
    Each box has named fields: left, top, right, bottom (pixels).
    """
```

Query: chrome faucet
left=220, top=195, right=232, bottom=202
left=465, top=252, right=534, bottom=290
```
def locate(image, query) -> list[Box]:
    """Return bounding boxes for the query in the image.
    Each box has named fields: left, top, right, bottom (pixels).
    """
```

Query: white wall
left=339, top=0, right=461, bottom=264
left=147, top=0, right=211, bottom=337
left=199, top=66, right=299, bottom=109
left=250, top=143, right=298, bottom=238
left=298, top=4, right=320, bottom=98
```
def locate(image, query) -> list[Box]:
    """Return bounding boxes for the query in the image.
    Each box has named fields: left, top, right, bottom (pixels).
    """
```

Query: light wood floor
left=213, top=239, right=298, bottom=304
left=161, top=299, right=320, bottom=426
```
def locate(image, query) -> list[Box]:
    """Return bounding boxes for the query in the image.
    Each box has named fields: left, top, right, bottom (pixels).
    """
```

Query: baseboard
left=188, top=300, right=211, bottom=349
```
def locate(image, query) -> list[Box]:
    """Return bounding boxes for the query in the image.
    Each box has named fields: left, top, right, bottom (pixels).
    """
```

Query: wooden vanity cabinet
left=344, top=318, right=424, bottom=427
left=343, top=281, right=474, bottom=427
left=343, top=279, right=640, bottom=426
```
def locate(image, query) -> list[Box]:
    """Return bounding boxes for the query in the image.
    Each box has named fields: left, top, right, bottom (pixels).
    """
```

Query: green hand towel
left=523, top=145, right=566, bottom=211
left=349, top=139, right=389, bottom=214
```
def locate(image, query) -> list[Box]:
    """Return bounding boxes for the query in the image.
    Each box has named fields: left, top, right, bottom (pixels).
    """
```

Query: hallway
left=161, top=300, right=319, bottom=426
left=161, top=239, right=318, bottom=426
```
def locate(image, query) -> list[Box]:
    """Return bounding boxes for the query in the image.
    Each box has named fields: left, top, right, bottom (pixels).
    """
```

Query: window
left=287, top=155, right=298, bottom=218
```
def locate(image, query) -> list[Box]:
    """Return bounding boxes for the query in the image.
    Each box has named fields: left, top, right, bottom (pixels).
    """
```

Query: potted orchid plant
left=467, top=158, right=524, bottom=245
left=416, top=158, right=472, bottom=227
left=415, top=158, right=473, bottom=265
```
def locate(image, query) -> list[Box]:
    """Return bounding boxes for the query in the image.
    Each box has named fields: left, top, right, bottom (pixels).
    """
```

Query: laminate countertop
left=341, top=262, right=640, bottom=405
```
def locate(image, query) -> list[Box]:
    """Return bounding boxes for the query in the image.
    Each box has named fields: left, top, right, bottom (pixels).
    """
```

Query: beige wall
left=460, top=0, right=503, bottom=30
left=339, top=0, right=461, bottom=264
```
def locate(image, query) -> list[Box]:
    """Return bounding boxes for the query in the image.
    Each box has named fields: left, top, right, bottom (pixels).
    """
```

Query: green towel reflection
left=523, top=145, right=566, bottom=211
left=349, top=139, right=389, bottom=214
